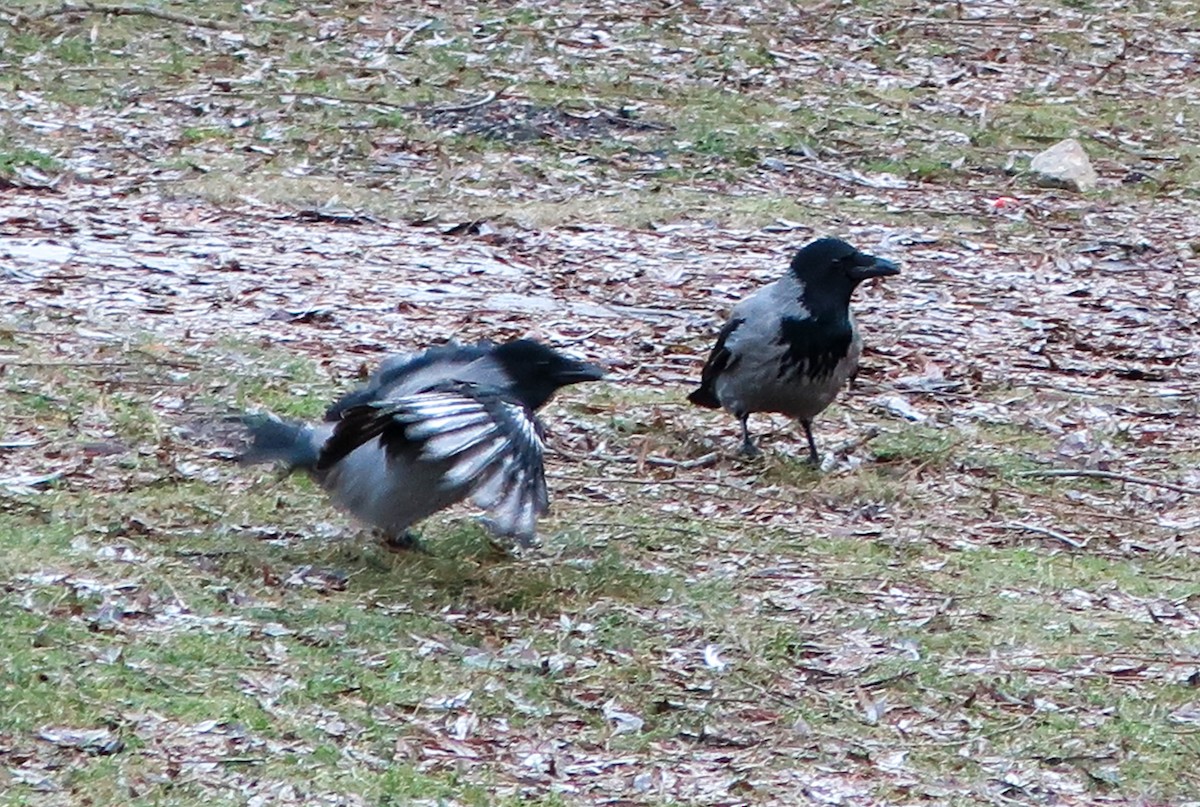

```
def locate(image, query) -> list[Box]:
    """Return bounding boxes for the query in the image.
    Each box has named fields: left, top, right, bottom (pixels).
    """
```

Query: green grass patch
left=0, top=146, right=59, bottom=174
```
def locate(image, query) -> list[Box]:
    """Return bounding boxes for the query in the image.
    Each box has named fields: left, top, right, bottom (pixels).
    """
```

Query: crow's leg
left=739, top=414, right=761, bottom=457
left=380, top=529, right=432, bottom=555
left=801, top=419, right=820, bottom=466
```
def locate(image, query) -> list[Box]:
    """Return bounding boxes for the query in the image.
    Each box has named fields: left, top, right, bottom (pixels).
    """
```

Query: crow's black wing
left=317, top=383, right=548, bottom=543
left=323, top=342, right=494, bottom=421
left=687, top=317, right=745, bottom=409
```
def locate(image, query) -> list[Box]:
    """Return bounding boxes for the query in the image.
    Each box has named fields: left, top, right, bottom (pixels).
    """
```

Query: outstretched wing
left=318, top=384, right=549, bottom=543
left=687, top=317, right=745, bottom=409
left=323, top=342, right=494, bottom=421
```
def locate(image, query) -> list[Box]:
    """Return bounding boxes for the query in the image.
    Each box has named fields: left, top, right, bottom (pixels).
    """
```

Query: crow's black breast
left=777, top=315, right=853, bottom=380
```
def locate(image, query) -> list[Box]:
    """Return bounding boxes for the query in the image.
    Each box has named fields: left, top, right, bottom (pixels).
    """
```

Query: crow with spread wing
left=237, top=339, right=603, bottom=550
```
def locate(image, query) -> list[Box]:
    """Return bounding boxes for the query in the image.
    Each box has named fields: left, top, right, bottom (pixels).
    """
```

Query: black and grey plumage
left=688, top=238, right=899, bottom=464
left=236, top=339, right=604, bottom=549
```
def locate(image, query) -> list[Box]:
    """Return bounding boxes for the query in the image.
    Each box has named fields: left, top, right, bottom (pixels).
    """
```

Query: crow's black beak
left=559, top=360, right=607, bottom=385
left=847, top=254, right=900, bottom=281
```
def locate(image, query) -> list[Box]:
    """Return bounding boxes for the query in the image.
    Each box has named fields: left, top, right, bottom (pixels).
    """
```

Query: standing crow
left=237, top=339, right=604, bottom=550
left=688, top=238, right=899, bottom=463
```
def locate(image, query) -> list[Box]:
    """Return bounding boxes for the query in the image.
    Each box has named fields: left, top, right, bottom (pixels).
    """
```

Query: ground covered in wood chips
left=2, top=1, right=1200, bottom=805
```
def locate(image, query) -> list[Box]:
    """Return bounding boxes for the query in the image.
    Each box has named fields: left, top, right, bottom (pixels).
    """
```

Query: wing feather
left=323, top=342, right=494, bottom=421
left=317, top=383, right=549, bottom=543
left=688, top=317, right=745, bottom=409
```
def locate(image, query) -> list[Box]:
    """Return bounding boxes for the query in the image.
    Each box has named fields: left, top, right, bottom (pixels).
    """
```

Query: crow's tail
left=687, top=386, right=721, bottom=409
left=235, top=413, right=323, bottom=471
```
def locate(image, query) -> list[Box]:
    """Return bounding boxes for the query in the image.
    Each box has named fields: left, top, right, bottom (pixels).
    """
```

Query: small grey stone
left=1030, top=138, right=1098, bottom=192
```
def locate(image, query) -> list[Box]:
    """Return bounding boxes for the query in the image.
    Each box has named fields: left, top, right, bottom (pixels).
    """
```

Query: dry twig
left=591, top=451, right=722, bottom=470
left=11, top=1, right=241, bottom=31
left=1018, top=468, right=1200, bottom=497
left=232, top=89, right=416, bottom=111
left=1001, top=521, right=1087, bottom=550
left=428, top=90, right=503, bottom=115
left=394, top=19, right=433, bottom=52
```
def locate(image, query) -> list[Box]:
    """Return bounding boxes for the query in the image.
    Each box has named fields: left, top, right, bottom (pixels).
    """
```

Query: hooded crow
left=688, top=238, right=899, bottom=464
left=237, top=339, right=604, bottom=549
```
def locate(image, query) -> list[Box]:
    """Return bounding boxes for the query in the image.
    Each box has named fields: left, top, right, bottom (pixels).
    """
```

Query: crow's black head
left=788, top=238, right=899, bottom=313
left=490, top=339, right=605, bottom=410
